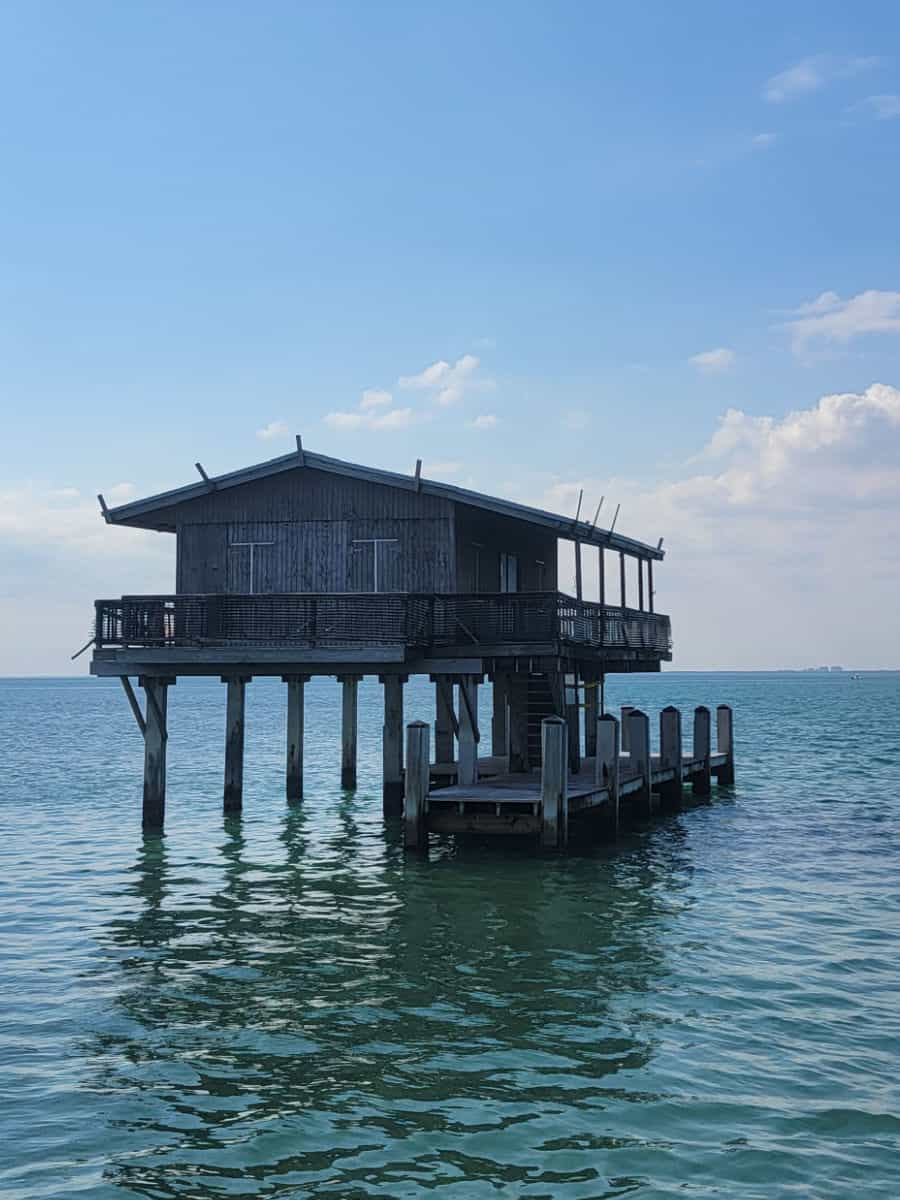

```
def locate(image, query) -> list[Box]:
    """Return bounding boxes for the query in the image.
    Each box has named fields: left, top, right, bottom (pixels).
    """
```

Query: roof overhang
left=102, top=448, right=665, bottom=560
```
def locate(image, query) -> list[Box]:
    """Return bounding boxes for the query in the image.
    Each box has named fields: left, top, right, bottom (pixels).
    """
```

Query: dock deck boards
left=424, top=750, right=729, bottom=834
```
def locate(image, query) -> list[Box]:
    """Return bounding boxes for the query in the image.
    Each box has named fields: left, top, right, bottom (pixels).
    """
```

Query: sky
left=2, top=1, right=900, bottom=673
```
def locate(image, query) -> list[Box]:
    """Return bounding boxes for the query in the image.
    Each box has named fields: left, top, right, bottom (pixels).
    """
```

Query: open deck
left=91, top=591, right=672, bottom=674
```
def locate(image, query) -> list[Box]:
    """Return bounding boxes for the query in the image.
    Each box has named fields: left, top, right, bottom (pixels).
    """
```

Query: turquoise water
left=1, top=672, right=899, bottom=1199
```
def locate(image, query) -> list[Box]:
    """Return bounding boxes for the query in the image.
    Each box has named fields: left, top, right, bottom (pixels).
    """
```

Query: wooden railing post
left=540, top=716, right=568, bottom=850
left=404, top=721, right=430, bottom=852
left=693, top=706, right=711, bottom=796
left=716, top=704, right=735, bottom=785
left=659, top=705, right=683, bottom=812
left=628, top=709, right=651, bottom=818
left=595, top=713, right=620, bottom=837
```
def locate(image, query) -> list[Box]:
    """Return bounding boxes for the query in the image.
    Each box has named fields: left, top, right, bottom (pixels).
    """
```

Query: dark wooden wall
left=454, top=504, right=558, bottom=593
left=174, top=468, right=456, bottom=594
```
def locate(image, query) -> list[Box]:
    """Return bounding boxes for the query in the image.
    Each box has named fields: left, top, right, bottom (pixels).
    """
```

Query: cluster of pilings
left=132, top=673, right=733, bottom=845
left=404, top=703, right=735, bottom=852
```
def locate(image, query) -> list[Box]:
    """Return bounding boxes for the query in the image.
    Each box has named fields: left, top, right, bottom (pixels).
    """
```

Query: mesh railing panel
left=94, top=592, right=671, bottom=654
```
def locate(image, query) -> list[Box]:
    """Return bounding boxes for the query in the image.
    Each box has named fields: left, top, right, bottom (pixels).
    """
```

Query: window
left=351, top=538, right=399, bottom=592
left=499, top=552, right=519, bottom=593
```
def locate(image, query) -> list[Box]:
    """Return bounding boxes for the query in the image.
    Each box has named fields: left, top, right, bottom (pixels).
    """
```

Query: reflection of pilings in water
left=91, top=796, right=696, bottom=1195
left=384, top=830, right=696, bottom=1098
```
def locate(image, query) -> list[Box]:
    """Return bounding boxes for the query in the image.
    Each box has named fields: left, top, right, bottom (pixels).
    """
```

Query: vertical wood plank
left=540, top=716, right=568, bottom=849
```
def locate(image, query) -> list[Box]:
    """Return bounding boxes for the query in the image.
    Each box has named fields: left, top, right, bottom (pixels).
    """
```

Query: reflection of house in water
left=96, top=815, right=691, bottom=1194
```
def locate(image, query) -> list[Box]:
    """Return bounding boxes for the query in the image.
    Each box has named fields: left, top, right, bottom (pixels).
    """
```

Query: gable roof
left=101, top=447, right=664, bottom=560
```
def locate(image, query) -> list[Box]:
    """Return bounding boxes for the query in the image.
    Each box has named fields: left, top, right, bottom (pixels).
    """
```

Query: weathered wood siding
left=454, top=504, right=558, bottom=592
left=174, top=468, right=456, bottom=594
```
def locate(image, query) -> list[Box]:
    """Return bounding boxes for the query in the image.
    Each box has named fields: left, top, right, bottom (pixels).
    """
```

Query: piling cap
left=541, top=715, right=566, bottom=724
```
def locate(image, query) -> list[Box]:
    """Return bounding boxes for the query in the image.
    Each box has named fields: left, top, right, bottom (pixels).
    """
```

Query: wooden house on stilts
left=91, top=445, right=733, bottom=847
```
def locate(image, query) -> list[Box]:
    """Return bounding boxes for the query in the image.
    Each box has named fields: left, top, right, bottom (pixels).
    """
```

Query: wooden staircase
left=526, top=672, right=560, bottom=767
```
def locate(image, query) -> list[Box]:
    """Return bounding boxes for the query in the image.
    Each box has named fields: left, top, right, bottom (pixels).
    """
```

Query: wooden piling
left=434, top=678, right=455, bottom=764
left=457, top=675, right=479, bottom=787
left=507, top=672, right=530, bottom=772
left=404, top=720, right=430, bottom=851
left=693, top=705, right=711, bottom=796
left=584, top=677, right=598, bottom=759
left=339, top=675, right=360, bottom=790
left=141, top=676, right=172, bottom=832
left=620, top=705, right=634, bottom=752
left=223, top=676, right=249, bottom=814
left=381, top=674, right=405, bottom=816
left=491, top=674, right=509, bottom=758
left=716, top=704, right=735, bottom=785
left=283, top=674, right=306, bottom=803
left=565, top=673, right=581, bottom=774
left=595, top=712, right=620, bottom=837
left=540, top=716, right=568, bottom=850
left=628, top=709, right=652, bottom=819
left=659, top=705, right=684, bottom=812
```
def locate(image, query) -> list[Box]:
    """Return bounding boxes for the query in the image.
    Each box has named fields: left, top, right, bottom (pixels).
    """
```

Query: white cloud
left=470, top=414, right=498, bottom=430
left=783, top=289, right=900, bottom=353
left=752, top=132, right=777, bottom=149
left=360, top=388, right=393, bottom=409
left=108, top=482, right=137, bottom=500
left=689, top=347, right=735, bottom=374
left=324, top=406, right=415, bottom=432
left=256, top=420, right=290, bottom=441
left=764, top=55, right=878, bottom=103
left=858, top=94, right=900, bottom=120
left=399, top=353, right=485, bottom=407
left=537, top=382, right=900, bottom=668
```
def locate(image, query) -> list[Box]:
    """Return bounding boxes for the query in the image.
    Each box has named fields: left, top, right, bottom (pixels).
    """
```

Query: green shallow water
left=1, top=672, right=899, bottom=1199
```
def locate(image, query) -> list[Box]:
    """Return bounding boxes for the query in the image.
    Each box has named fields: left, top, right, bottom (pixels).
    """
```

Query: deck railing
left=94, top=593, right=671, bottom=655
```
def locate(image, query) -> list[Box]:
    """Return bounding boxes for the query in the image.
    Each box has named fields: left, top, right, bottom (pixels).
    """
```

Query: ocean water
left=1, top=671, right=899, bottom=1199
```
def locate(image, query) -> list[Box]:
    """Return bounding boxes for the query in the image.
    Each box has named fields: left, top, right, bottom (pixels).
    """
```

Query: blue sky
left=2, top=2, right=900, bottom=671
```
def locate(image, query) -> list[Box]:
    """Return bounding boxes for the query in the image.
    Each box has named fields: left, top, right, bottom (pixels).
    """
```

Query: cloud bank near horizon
left=2, top=383, right=899, bottom=673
